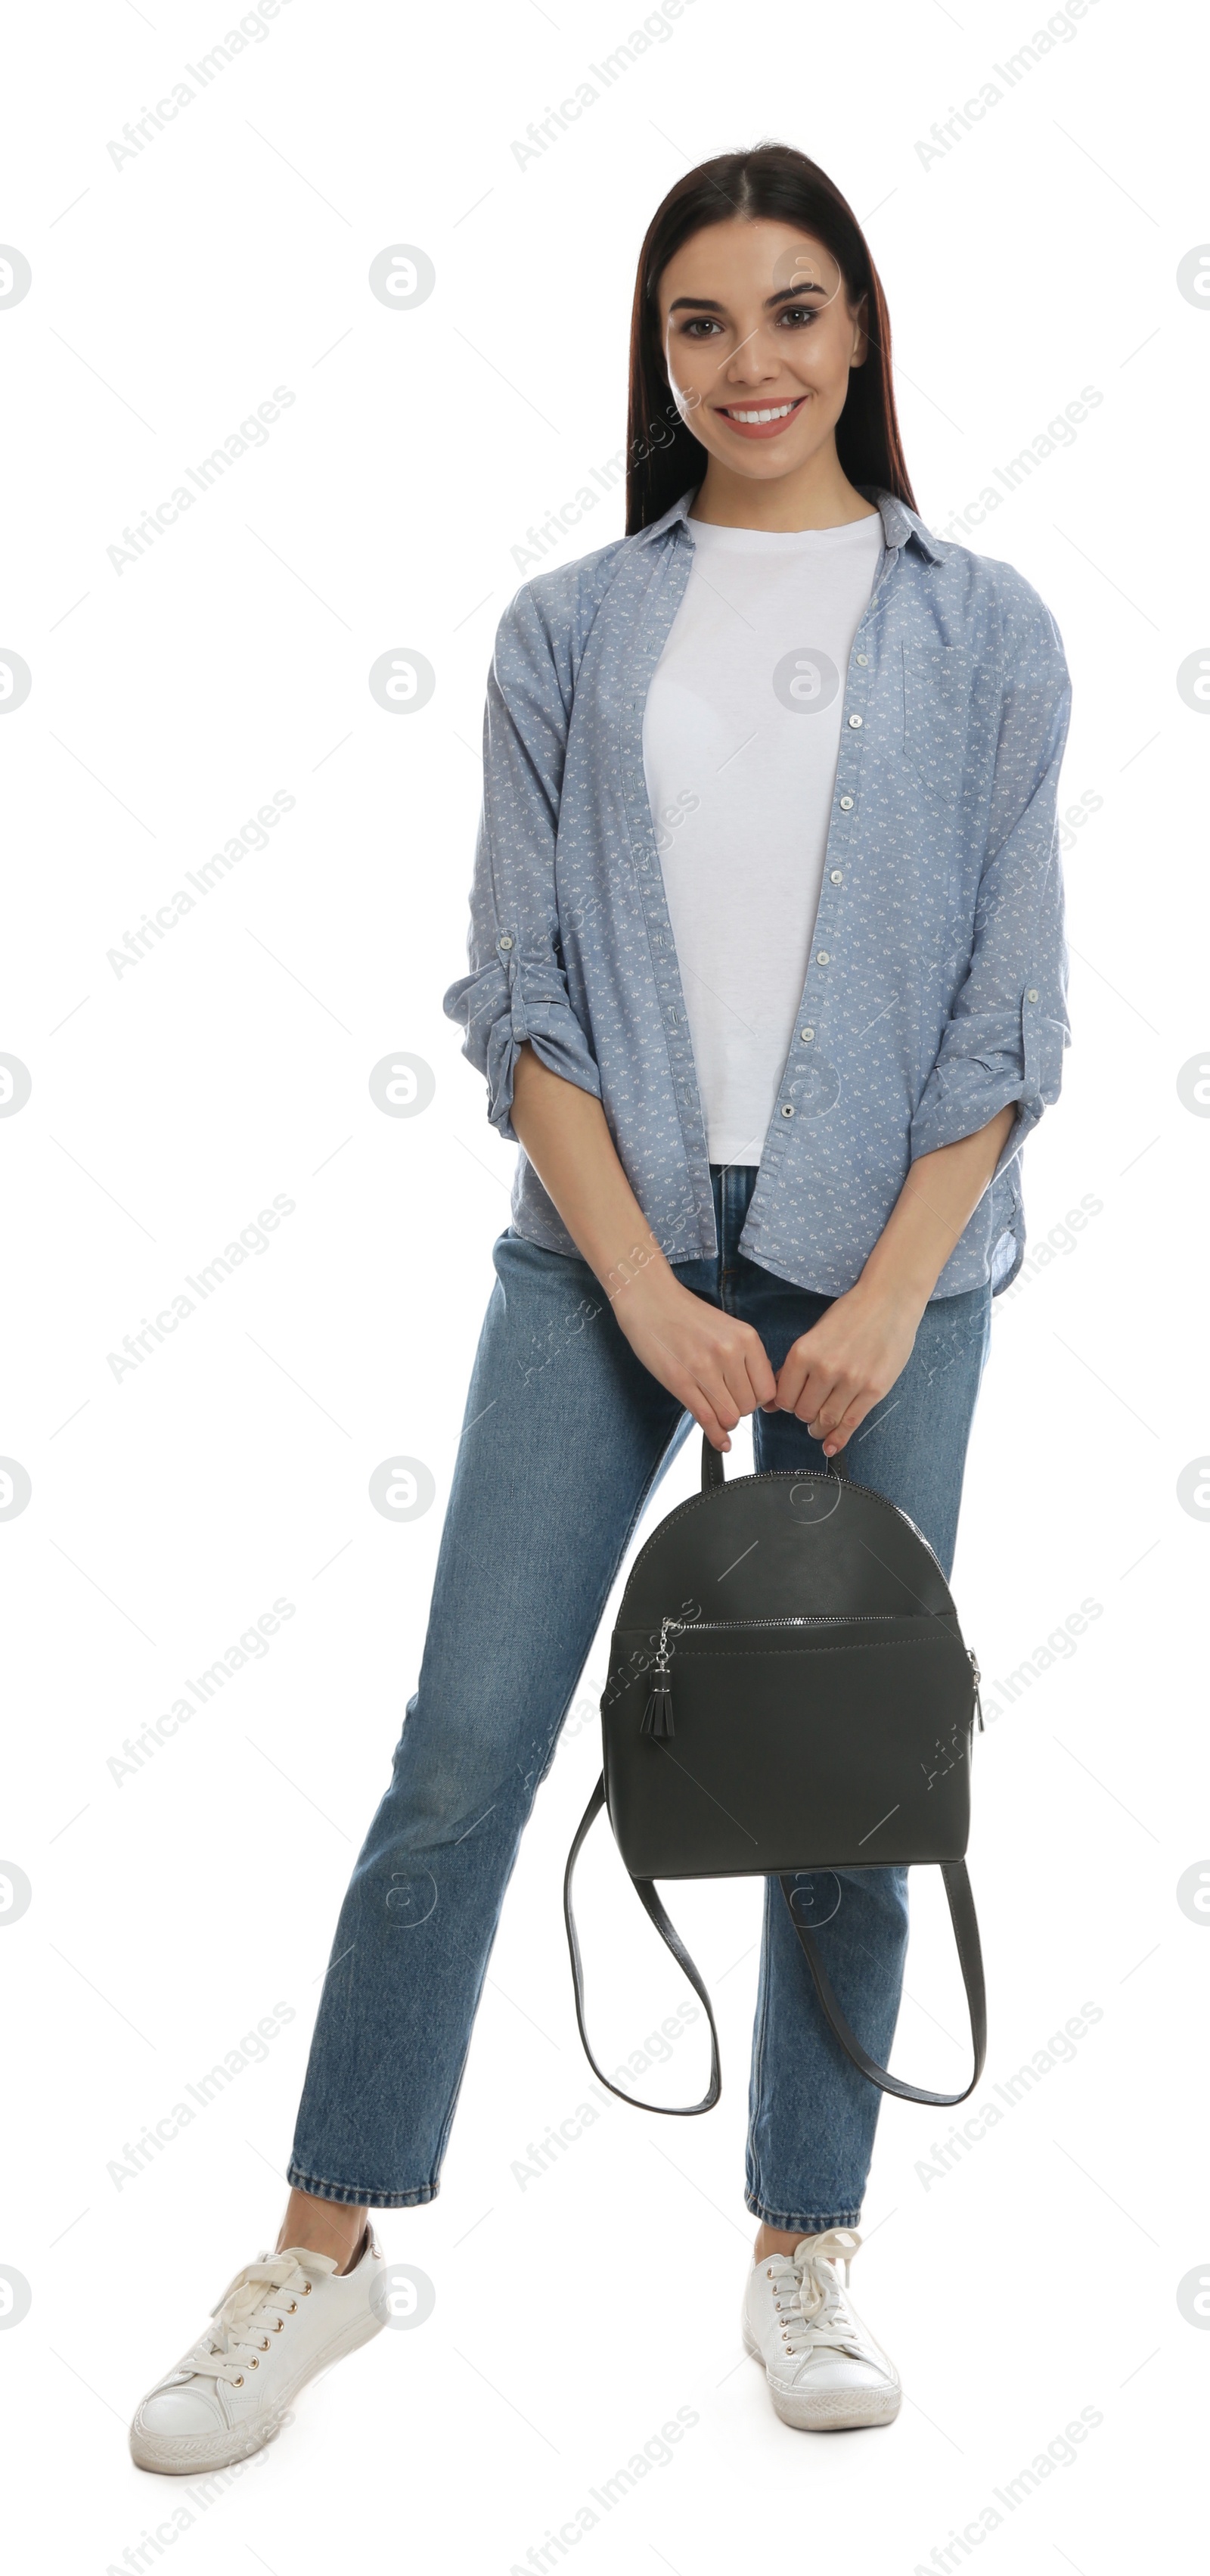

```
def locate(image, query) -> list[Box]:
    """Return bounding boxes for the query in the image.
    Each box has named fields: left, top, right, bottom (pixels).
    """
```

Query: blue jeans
left=289, top=1166, right=991, bottom=2230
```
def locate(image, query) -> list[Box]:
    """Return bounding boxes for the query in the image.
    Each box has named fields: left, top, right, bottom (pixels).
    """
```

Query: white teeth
left=725, top=402, right=797, bottom=424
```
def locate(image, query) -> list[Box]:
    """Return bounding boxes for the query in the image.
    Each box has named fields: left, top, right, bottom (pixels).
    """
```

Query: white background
left=1, top=2, right=1205, bottom=2568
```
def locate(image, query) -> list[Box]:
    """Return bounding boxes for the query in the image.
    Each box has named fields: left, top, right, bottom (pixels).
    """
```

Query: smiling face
left=656, top=217, right=868, bottom=496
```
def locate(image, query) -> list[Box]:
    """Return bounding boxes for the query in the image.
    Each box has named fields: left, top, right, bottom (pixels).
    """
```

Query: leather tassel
left=641, top=1677, right=675, bottom=1739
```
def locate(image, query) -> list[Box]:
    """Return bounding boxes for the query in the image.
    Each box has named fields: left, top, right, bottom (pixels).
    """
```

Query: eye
left=678, top=315, right=723, bottom=338
left=779, top=303, right=821, bottom=328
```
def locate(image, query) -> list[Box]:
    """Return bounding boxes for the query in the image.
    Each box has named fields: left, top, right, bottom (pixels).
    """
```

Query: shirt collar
left=634, top=482, right=943, bottom=564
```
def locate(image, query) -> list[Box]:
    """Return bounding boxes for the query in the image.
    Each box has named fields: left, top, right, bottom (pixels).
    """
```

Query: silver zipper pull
left=640, top=1620, right=679, bottom=1739
left=969, top=1650, right=984, bottom=1732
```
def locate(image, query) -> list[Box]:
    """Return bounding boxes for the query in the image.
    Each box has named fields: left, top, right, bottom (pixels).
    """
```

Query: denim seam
left=422, top=1401, right=696, bottom=2201
left=578, top=1403, right=697, bottom=1652
left=285, top=2164, right=438, bottom=2211
left=430, top=1934, right=503, bottom=2180
left=744, top=2196, right=864, bottom=2233
left=745, top=1875, right=775, bottom=2212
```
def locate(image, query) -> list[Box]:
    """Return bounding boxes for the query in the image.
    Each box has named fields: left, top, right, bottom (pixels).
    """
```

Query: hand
left=613, top=1263, right=776, bottom=1452
left=765, top=1280, right=925, bottom=1455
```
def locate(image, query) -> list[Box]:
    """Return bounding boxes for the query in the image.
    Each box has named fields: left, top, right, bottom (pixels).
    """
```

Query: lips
left=714, top=396, right=807, bottom=442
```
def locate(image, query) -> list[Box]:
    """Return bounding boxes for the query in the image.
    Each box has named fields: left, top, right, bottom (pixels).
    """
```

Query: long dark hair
left=625, top=141, right=916, bottom=534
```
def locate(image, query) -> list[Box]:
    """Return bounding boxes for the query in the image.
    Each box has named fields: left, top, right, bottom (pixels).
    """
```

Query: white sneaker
left=741, top=2227, right=901, bottom=2431
left=130, top=2230, right=387, bottom=2474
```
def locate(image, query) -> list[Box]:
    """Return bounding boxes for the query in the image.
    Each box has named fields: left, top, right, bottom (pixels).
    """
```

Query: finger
left=805, top=1403, right=850, bottom=1453
left=709, top=1354, right=746, bottom=1418
left=771, top=1344, right=812, bottom=1414
left=796, top=1363, right=842, bottom=1429
left=743, top=1336, right=778, bottom=1410
left=708, top=1335, right=777, bottom=1435
left=808, top=1388, right=872, bottom=1455
left=691, top=1388, right=734, bottom=1453
left=643, top=1317, right=740, bottom=1432
left=669, top=1363, right=737, bottom=1446
left=709, top=1326, right=774, bottom=1422
left=708, top=1373, right=744, bottom=1432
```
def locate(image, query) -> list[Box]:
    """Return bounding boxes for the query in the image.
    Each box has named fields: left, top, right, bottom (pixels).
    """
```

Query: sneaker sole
left=129, top=2307, right=384, bottom=2475
left=740, top=2317, right=901, bottom=2432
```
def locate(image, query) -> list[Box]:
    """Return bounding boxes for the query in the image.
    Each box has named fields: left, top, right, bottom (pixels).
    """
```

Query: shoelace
left=179, top=2248, right=337, bottom=2389
left=763, top=2227, right=880, bottom=2377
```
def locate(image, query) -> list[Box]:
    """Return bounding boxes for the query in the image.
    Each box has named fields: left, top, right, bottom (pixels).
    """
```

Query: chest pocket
left=901, top=640, right=971, bottom=795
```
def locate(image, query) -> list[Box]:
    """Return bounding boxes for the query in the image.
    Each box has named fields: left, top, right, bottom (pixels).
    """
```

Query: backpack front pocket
left=603, top=1615, right=976, bottom=1877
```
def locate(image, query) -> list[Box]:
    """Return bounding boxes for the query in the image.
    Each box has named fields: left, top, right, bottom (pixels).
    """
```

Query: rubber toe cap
left=135, top=2381, right=225, bottom=2438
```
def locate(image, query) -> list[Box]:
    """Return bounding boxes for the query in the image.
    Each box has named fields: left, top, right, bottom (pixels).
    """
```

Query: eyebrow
left=667, top=283, right=829, bottom=314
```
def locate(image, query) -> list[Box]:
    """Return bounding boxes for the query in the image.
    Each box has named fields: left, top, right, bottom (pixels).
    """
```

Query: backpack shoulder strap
left=563, top=1779, right=988, bottom=2113
left=563, top=1776, right=721, bottom=2113
left=776, top=1869, right=987, bottom=2106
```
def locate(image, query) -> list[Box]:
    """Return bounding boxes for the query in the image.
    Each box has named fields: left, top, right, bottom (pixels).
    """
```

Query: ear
left=849, top=291, right=870, bottom=370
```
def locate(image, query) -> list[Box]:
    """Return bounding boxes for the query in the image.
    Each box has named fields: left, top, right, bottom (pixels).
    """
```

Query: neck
left=689, top=440, right=878, bottom=533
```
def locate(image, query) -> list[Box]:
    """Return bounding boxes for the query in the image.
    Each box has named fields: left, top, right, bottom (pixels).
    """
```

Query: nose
left=720, top=331, right=794, bottom=390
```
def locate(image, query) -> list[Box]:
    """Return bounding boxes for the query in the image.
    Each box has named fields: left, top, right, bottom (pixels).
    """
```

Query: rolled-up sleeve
left=442, top=581, right=602, bottom=1143
left=909, top=582, right=1072, bottom=1176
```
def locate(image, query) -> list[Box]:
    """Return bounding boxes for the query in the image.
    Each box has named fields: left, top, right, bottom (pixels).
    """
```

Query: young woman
left=131, top=142, right=1071, bottom=2467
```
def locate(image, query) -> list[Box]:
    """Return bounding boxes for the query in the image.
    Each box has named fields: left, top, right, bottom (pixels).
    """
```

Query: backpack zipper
left=664, top=1612, right=911, bottom=1634
left=637, top=1615, right=981, bottom=1742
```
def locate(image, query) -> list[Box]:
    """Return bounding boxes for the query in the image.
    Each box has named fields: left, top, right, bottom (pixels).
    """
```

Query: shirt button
left=1025, top=987, right=1038, bottom=1002
left=780, top=1103, right=795, bottom=1118
left=816, top=951, right=830, bottom=966
left=830, top=870, right=842, bottom=884
left=839, top=795, right=854, bottom=811
left=800, top=1027, right=814, bottom=1043
left=498, top=935, right=513, bottom=951
left=855, top=653, right=868, bottom=666
left=847, top=713, right=862, bottom=729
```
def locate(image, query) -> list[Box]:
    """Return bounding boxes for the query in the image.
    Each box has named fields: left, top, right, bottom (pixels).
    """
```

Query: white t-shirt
left=641, top=510, right=884, bottom=1165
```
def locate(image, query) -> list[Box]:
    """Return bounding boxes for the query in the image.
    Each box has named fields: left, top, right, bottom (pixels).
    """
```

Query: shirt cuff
left=443, top=957, right=602, bottom=1143
left=908, top=992, right=1068, bottom=1170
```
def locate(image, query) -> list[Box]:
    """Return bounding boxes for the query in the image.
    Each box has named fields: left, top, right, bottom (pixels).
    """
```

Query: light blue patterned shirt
left=444, top=486, right=1071, bottom=1297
